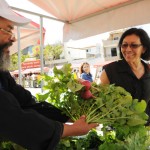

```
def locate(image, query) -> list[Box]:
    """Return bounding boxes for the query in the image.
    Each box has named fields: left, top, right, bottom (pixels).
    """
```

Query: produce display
left=36, top=63, right=150, bottom=150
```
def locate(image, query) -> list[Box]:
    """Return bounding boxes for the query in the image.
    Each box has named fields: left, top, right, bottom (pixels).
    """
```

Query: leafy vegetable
left=36, top=63, right=150, bottom=149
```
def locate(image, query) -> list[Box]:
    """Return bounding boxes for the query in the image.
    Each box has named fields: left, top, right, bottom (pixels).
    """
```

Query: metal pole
left=40, top=16, right=44, bottom=90
left=17, top=27, right=22, bottom=85
left=40, top=16, right=44, bottom=73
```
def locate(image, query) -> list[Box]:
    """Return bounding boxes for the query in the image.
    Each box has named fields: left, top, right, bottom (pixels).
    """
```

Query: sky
left=5, top=0, right=150, bottom=48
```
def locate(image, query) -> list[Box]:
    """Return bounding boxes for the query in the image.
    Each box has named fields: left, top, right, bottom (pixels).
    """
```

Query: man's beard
left=0, top=42, right=12, bottom=71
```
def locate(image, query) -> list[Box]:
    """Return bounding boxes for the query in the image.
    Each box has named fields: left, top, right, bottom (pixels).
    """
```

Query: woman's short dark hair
left=118, top=28, right=150, bottom=60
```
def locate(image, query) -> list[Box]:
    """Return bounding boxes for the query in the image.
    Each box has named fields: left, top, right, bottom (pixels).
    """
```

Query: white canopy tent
left=9, top=0, right=150, bottom=85
left=28, top=0, right=150, bottom=42
left=10, top=20, right=45, bottom=55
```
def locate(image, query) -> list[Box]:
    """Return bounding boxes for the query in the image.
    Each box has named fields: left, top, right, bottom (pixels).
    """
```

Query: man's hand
left=62, top=115, right=99, bottom=138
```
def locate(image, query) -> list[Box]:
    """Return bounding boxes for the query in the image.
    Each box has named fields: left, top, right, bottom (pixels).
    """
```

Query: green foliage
left=0, top=141, right=14, bottom=150
left=36, top=63, right=150, bottom=149
left=56, top=130, right=103, bottom=150
left=4, top=63, right=150, bottom=149
left=44, top=43, right=63, bottom=60
left=32, top=45, right=40, bottom=58
left=9, top=53, right=29, bottom=71
left=0, top=141, right=26, bottom=150
left=37, top=67, right=148, bottom=126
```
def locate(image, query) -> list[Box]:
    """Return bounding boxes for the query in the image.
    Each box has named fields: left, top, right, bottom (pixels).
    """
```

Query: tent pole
left=17, top=27, right=22, bottom=85
left=11, top=6, right=67, bottom=23
left=40, top=16, right=44, bottom=91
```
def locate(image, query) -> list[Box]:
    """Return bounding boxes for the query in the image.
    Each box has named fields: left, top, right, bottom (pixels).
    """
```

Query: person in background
left=0, top=0, right=98, bottom=150
left=100, top=28, right=150, bottom=125
left=79, top=62, right=93, bottom=82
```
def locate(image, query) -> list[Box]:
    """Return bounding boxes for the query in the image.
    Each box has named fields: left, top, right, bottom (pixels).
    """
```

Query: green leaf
left=133, top=100, right=147, bottom=113
left=61, top=63, right=72, bottom=75
left=36, top=92, right=50, bottom=101
left=67, top=80, right=84, bottom=93
left=127, top=117, right=146, bottom=126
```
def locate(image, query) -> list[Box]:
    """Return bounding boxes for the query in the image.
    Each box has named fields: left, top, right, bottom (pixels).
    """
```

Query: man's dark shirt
left=0, top=70, right=69, bottom=150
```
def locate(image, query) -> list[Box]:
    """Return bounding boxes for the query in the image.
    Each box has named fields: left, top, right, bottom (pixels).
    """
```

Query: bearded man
left=0, top=1, right=97, bottom=150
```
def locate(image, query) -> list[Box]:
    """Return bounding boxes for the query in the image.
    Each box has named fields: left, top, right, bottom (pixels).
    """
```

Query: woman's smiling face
left=121, top=34, right=145, bottom=63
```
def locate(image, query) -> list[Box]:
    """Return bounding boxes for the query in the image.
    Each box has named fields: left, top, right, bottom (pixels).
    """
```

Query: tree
left=32, top=45, right=40, bottom=58
left=44, top=43, right=63, bottom=60
left=9, top=53, right=29, bottom=71
left=9, top=43, right=64, bottom=71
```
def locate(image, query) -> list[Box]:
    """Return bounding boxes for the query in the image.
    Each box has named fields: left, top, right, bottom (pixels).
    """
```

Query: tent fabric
left=28, top=0, right=150, bottom=42
left=22, top=67, right=49, bottom=74
left=63, top=0, right=150, bottom=41
left=28, top=0, right=136, bottom=22
left=11, top=67, right=49, bottom=75
left=10, top=14, right=46, bottom=55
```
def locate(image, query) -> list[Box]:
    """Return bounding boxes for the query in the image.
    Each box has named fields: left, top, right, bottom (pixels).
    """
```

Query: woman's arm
left=100, top=70, right=110, bottom=84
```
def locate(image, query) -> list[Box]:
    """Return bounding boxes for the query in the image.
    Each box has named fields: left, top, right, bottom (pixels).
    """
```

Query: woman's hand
left=62, top=115, right=99, bottom=138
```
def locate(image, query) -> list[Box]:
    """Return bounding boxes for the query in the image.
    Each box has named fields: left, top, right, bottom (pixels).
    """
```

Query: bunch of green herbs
left=36, top=63, right=150, bottom=149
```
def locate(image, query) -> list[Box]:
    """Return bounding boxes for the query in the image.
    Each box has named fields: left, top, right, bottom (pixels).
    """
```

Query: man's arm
left=0, top=89, right=63, bottom=150
left=3, top=71, right=69, bottom=122
left=0, top=89, right=98, bottom=150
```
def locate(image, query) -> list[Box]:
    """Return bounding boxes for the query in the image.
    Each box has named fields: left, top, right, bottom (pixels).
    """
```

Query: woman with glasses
left=100, top=28, right=150, bottom=125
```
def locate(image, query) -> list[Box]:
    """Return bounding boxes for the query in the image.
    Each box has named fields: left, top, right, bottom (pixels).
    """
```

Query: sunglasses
left=0, top=28, right=15, bottom=39
left=120, top=43, right=142, bottom=49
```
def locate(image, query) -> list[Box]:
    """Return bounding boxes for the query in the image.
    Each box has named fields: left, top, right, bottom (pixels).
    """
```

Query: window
left=111, top=48, right=117, bottom=56
left=114, top=37, right=119, bottom=40
left=86, top=49, right=91, bottom=52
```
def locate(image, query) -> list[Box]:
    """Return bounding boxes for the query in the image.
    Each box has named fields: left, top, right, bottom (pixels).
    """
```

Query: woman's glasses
left=121, top=43, right=142, bottom=49
left=0, top=28, right=15, bottom=39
